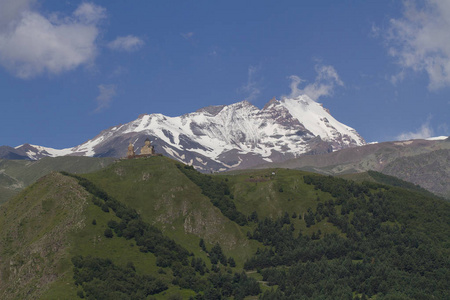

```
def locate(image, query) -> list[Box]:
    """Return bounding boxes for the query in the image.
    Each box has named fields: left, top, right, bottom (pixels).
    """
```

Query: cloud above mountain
left=0, top=1, right=105, bottom=78
left=386, top=0, right=450, bottom=90
left=94, top=84, right=117, bottom=112
left=397, top=118, right=434, bottom=140
left=288, top=64, right=344, bottom=101
left=239, top=65, right=262, bottom=102
left=108, top=35, right=144, bottom=52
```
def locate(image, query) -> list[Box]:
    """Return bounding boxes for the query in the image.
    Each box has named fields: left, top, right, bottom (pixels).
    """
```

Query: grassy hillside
left=0, top=172, right=91, bottom=299
left=81, top=156, right=260, bottom=265
left=0, top=156, right=449, bottom=299
left=0, top=156, right=116, bottom=204
left=250, top=139, right=450, bottom=199
left=216, top=168, right=341, bottom=238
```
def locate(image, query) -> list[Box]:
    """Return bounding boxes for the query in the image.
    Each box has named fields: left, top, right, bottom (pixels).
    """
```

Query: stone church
left=127, top=138, right=156, bottom=159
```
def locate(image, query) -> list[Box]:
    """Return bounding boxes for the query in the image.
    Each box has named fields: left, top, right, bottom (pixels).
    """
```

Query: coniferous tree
left=104, top=228, right=113, bottom=238
left=199, top=238, right=206, bottom=252
left=305, top=208, right=315, bottom=227
left=228, top=257, right=236, bottom=267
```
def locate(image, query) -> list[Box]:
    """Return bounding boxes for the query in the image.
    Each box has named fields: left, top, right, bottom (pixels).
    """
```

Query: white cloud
left=0, top=1, right=105, bottom=78
left=74, top=2, right=106, bottom=24
left=109, top=66, right=128, bottom=78
left=396, top=118, right=434, bottom=140
left=370, top=23, right=380, bottom=38
left=390, top=70, right=406, bottom=85
left=288, top=64, right=344, bottom=101
left=94, top=84, right=116, bottom=112
left=181, top=32, right=194, bottom=40
left=108, top=35, right=144, bottom=52
left=386, top=0, right=450, bottom=89
left=0, top=0, right=35, bottom=30
left=288, top=75, right=305, bottom=98
left=239, top=65, right=261, bottom=102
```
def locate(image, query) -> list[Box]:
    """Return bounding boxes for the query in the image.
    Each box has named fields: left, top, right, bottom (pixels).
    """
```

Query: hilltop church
left=127, top=138, right=157, bottom=159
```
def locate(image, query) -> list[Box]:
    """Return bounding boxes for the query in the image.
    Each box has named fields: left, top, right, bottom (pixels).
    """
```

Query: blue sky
left=1, top=0, right=449, bottom=148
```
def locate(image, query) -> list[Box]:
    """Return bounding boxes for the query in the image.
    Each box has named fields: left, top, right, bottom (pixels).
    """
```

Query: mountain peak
left=228, top=99, right=256, bottom=109
left=6, top=97, right=366, bottom=172
left=195, top=105, right=225, bottom=116
left=263, top=97, right=279, bottom=110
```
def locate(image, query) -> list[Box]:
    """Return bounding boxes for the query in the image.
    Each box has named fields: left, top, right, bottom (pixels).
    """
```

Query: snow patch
left=16, top=96, right=366, bottom=172
left=162, top=146, right=184, bottom=162
left=426, top=136, right=448, bottom=141
left=28, top=144, right=75, bottom=157
left=223, top=157, right=242, bottom=168
left=195, top=157, right=208, bottom=166
left=394, top=141, right=413, bottom=146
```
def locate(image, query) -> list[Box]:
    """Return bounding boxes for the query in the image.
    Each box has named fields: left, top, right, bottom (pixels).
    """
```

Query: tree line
left=176, top=164, right=248, bottom=225
left=61, top=171, right=260, bottom=299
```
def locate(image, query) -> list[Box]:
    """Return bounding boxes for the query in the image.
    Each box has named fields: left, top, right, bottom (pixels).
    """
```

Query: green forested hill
left=0, top=156, right=448, bottom=299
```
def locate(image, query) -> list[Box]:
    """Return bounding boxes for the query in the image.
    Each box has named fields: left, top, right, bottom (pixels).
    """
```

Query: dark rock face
left=0, top=144, right=57, bottom=160
left=0, top=146, right=30, bottom=160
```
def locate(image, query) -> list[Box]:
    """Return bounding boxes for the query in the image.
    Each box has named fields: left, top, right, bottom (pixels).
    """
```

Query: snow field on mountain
left=18, top=95, right=366, bottom=171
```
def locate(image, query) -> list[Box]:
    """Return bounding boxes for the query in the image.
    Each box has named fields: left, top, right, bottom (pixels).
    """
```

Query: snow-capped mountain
left=10, top=95, right=366, bottom=171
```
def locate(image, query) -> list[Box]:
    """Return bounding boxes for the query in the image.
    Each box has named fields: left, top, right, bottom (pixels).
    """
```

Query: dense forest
left=61, top=164, right=450, bottom=299
left=63, top=172, right=260, bottom=300
left=249, top=175, right=450, bottom=299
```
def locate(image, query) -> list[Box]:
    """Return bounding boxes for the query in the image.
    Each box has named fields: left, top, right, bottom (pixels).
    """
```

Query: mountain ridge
left=4, top=95, right=365, bottom=172
left=251, top=137, right=450, bottom=198
left=0, top=156, right=116, bottom=204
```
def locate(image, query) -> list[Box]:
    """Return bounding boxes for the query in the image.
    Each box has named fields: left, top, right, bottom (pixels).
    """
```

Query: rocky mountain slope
left=5, top=95, right=365, bottom=172
left=382, top=148, right=450, bottom=199
left=253, top=137, right=450, bottom=198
